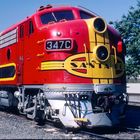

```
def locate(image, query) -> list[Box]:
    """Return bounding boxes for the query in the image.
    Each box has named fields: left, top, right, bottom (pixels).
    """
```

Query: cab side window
left=29, top=20, right=34, bottom=35
left=20, top=25, right=24, bottom=38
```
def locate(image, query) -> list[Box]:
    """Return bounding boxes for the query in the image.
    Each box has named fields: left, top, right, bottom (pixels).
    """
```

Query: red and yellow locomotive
left=0, top=5, right=127, bottom=128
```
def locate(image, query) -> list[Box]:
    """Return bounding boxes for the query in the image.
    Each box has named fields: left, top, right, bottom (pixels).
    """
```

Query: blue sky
left=0, top=0, right=137, bottom=31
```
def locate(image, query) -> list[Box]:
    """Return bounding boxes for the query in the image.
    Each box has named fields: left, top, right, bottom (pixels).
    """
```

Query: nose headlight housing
left=93, top=17, right=107, bottom=33
left=95, top=46, right=109, bottom=62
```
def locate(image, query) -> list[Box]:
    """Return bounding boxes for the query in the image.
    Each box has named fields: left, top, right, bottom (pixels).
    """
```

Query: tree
left=110, top=1, right=140, bottom=79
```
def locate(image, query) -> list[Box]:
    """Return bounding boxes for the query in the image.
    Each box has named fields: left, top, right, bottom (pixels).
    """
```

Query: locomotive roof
left=36, top=5, right=94, bottom=14
left=0, top=5, right=120, bottom=37
left=0, top=5, right=97, bottom=35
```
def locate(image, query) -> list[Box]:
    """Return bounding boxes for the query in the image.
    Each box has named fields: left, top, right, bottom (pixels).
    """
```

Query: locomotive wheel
left=25, top=100, right=37, bottom=120
left=26, top=111, right=35, bottom=120
left=34, top=109, right=46, bottom=123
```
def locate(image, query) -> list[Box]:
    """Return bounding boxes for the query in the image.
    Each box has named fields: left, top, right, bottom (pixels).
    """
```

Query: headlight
left=93, top=17, right=107, bottom=33
left=96, top=46, right=109, bottom=62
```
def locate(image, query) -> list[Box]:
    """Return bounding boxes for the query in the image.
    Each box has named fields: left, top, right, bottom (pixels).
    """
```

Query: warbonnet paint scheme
left=0, top=5, right=127, bottom=128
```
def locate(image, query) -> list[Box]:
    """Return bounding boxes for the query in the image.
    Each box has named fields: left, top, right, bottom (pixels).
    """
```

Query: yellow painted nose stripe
left=41, top=54, right=124, bottom=79
left=85, top=18, right=124, bottom=84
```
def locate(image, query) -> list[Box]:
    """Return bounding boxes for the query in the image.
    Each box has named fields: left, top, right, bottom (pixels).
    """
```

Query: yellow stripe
left=41, top=61, right=64, bottom=70
left=0, top=63, right=16, bottom=68
left=0, top=63, right=16, bottom=81
left=40, top=54, right=124, bottom=79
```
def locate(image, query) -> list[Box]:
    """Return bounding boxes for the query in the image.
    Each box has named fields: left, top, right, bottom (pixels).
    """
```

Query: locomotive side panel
left=21, top=18, right=41, bottom=85
left=17, top=17, right=43, bottom=85
left=0, top=28, right=18, bottom=85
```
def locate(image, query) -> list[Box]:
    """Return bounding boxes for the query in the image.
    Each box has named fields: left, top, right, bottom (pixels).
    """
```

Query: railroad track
left=1, top=103, right=140, bottom=139
left=80, top=130, right=111, bottom=139
left=44, top=121, right=112, bottom=139
left=76, top=126, right=140, bottom=139
left=126, top=127, right=140, bottom=132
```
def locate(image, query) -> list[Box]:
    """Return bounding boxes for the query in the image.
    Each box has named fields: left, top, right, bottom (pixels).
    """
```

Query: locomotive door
left=17, top=24, right=25, bottom=85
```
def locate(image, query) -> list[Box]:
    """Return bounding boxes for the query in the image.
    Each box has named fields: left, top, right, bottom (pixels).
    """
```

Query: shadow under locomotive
left=123, top=105, right=140, bottom=129
left=90, top=105, right=140, bottom=134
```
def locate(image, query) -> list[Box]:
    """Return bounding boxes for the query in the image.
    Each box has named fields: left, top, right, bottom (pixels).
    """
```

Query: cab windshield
left=40, top=10, right=74, bottom=24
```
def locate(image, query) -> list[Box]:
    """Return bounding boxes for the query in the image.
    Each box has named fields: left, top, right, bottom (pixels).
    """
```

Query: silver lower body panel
left=42, top=84, right=126, bottom=128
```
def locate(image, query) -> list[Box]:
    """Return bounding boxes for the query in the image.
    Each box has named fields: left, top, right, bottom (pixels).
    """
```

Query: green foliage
left=110, top=1, right=140, bottom=79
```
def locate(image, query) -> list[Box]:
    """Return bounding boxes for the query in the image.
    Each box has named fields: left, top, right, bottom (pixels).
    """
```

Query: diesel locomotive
left=0, top=5, right=127, bottom=128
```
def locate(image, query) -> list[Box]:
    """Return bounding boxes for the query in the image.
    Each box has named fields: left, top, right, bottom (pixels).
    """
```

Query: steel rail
left=80, top=130, right=111, bottom=140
